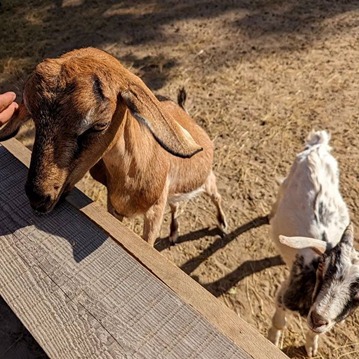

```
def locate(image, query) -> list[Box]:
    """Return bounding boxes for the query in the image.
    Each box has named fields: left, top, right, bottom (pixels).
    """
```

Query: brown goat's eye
left=77, top=122, right=110, bottom=148
left=92, top=122, right=110, bottom=132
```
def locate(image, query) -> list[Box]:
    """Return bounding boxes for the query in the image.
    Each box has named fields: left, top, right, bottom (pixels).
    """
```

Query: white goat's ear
left=0, top=103, right=30, bottom=141
left=279, top=235, right=327, bottom=255
left=121, top=85, right=202, bottom=159
left=340, top=223, right=354, bottom=247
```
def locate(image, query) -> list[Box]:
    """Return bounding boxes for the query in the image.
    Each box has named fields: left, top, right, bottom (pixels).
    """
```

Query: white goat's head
left=0, top=48, right=202, bottom=213
left=280, top=224, right=359, bottom=334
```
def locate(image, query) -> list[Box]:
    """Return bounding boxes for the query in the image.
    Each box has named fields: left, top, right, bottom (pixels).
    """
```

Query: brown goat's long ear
left=0, top=103, right=30, bottom=141
left=121, top=85, right=202, bottom=158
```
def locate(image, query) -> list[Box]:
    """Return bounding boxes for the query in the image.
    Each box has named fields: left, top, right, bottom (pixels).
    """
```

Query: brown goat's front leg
left=107, top=198, right=124, bottom=222
left=143, top=184, right=169, bottom=247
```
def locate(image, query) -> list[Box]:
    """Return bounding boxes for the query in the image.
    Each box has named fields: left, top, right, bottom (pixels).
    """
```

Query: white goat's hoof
left=305, top=343, right=318, bottom=357
left=267, top=327, right=281, bottom=347
left=305, top=330, right=319, bottom=357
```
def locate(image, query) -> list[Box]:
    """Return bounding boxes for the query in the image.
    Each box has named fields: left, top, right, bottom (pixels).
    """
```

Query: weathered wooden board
left=0, top=138, right=288, bottom=359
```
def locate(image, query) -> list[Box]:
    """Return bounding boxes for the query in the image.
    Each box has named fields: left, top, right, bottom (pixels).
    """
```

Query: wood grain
left=0, top=138, right=288, bottom=359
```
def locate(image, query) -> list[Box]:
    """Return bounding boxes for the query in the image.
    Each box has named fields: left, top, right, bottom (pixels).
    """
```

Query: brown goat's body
left=97, top=102, right=214, bottom=219
left=0, top=47, right=226, bottom=246
left=165, top=101, right=214, bottom=196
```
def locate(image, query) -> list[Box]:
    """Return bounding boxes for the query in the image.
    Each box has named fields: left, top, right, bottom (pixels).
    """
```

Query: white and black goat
left=268, top=130, right=359, bottom=357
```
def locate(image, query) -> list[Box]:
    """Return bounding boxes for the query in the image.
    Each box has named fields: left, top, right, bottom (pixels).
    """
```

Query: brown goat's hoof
left=169, top=233, right=179, bottom=245
left=217, top=217, right=228, bottom=234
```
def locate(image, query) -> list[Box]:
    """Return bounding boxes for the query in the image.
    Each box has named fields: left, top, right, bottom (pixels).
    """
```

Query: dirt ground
left=1, top=0, right=359, bottom=358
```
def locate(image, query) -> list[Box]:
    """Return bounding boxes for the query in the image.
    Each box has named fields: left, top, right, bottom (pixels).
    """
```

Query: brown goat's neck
left=103, top=110, right=161, bottom=169
left=101, top=110, right=169, bottom=217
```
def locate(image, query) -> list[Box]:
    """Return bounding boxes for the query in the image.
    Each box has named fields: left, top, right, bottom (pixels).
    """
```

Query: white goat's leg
left=143, top=186, right=168, bottom=247
left=268, top=282, right=288, bottom=346
left=169, top=203, right=179, bottom=244
left=268, top=305, right=287, bottom=346
left=204, top=170, right=227, bottom=231
left=305, top=331, right=319, bottom=357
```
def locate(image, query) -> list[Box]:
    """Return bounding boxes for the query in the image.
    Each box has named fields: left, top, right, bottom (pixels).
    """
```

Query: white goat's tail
left=305, top=130, right=331, bottom=148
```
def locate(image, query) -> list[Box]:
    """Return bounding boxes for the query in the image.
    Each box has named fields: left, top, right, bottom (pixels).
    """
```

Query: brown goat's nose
left=25, top=183, right=53, bottom=213
left=310, top=311, right=328, bottom=328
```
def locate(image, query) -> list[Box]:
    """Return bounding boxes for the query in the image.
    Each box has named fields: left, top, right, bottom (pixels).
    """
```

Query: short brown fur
left=0, top=48, right=227, bottom=245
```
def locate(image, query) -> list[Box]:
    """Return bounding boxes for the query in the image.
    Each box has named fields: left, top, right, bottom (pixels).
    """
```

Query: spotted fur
left=268, top=130, right=359, bottom=357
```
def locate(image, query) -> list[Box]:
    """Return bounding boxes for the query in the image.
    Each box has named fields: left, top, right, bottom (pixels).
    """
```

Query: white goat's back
left=270, top=130, right=350, bottom=265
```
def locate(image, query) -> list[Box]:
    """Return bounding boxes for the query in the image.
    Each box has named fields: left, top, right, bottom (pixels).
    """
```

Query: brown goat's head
left=0, top=48, right=202, bottom=213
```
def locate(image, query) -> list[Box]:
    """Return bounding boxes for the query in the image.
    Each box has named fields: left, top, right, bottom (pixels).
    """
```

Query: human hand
left=0, top=92, right=19, bottom=125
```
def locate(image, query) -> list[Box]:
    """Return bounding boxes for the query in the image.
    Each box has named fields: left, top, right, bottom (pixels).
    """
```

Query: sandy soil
left=1, top=1, right=359, bottom=358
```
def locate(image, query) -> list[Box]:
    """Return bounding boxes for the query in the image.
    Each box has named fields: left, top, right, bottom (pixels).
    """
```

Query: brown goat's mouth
left=31, top=193, right=71, bottom=214
left=27, top=183, right=72, bottom=214
left=32, top=201, right=58, bottom=214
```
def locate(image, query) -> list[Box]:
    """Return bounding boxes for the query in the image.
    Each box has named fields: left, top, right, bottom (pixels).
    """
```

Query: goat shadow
left=156, top=215, right=285, bottom=297
left=282, top=345, right=308, bottom=358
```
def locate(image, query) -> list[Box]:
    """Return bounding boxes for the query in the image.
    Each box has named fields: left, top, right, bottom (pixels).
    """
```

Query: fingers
left=0, top=92, right=16, bottom=112
left=0, top=102, right=19, bottom=125
left=0, top=92, right=19, bottom=125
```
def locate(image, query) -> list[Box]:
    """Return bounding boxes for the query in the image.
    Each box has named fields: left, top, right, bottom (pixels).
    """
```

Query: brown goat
left=0, top=48, right=227, bottom=246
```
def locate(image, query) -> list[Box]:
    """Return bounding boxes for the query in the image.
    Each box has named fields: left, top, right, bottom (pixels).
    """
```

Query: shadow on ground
left=157, top=215, right=284, bottom=297
left=1, top=0, right=358, bottom=94
left=0, top=297, right=48, bottom=359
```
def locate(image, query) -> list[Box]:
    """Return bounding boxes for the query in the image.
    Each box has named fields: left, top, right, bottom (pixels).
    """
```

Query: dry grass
left=1, top=1, right=359, bottom=358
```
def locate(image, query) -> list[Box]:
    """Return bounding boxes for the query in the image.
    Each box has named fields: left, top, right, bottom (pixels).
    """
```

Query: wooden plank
left=0, top=238, right=117, bottom=358
left=1, top=138, right=288, bottom=359
left=0, top=142, right=255, bottom=359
